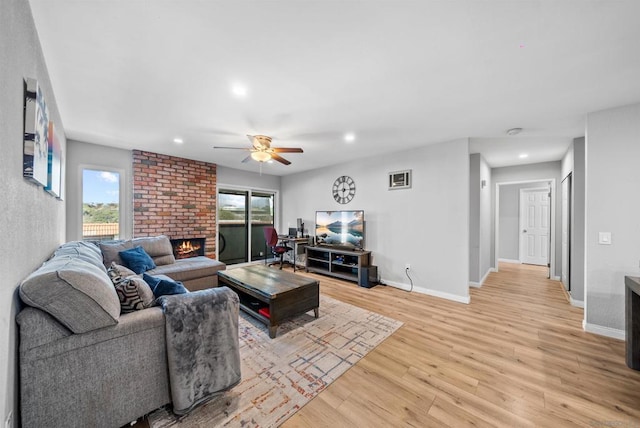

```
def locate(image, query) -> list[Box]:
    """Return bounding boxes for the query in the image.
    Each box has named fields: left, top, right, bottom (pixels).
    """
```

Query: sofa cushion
left=143, top=274, right=189, bottom=298
left=100, top=240, right=132, bottom=267
left=54, top=241, right=106, bottom=273
left=19, top=257, right=120, bottom=333
left=148, top=256, right=225, bottom=283
left=133, top=235, right=175, bottom=266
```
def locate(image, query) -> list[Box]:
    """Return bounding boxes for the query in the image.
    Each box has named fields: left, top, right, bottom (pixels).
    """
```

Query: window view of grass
left=82, top=169, right=120, bottom=240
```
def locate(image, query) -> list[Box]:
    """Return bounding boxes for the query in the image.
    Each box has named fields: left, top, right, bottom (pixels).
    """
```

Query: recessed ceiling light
left=344, top=132, right=356, bottom=143
left=231, top=84, right=248, bottom=98
left=519, top=153, right=529, bottom=159
left=506, top=128, right=523, bottom=136
left=173, top=137, right=184, bottom=144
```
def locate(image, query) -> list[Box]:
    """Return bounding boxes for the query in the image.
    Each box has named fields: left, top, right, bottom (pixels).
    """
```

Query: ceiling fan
left=213, top=135, right=303, bottom=165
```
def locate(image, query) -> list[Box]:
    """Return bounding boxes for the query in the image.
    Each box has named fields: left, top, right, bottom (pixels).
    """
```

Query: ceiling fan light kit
left=251, top=151, right=272, bottom=162
left=506, top=127, right=523, bottom=136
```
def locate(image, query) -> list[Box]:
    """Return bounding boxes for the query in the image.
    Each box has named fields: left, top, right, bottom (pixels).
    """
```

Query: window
left=82, top=169, right=120, bottom=241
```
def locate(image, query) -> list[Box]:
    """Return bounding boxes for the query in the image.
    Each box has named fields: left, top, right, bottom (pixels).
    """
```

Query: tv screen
left=315, top=210, right=364, bottom=249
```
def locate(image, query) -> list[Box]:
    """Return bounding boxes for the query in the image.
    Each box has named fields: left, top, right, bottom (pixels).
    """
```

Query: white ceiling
left=29, top=1, right=640, bottom=174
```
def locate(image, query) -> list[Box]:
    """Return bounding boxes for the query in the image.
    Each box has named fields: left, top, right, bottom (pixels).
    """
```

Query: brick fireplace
left=133, top=150, right=217, bottom=258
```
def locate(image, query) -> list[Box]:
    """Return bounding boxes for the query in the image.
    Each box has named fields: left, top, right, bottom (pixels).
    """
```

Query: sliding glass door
left=218, top=189, right=275, bottom=265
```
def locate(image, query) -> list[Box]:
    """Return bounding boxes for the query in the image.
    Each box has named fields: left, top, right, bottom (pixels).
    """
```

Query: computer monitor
left=288, top=227, right=297, bottom=237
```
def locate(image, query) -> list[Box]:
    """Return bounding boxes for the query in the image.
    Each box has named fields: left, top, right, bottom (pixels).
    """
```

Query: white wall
left=572, top=138, right=586, bottom=303
left=560, top=137, right=586, bottom=304
left=479, top=155, right=492, bottom=282
left=469, top=154, right=481, bottom=281
left=66, top=140, right=133, bottom=241
left=0, top=0, right=67, bottom=424
left=281, top=139, right=470, bottom=303
left=491, top=161, right=562, bottom=277
left=585, top=103, right=640, bottom=337
left=217, top=166, right=281, bottom=192
left=469, top=153, right=492, bottom=285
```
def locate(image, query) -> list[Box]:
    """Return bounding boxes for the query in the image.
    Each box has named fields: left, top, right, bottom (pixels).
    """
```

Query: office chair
left=263, top=226, right=293, bottom=269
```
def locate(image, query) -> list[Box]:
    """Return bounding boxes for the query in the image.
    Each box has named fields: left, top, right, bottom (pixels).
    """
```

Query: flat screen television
left=315, top=210, right=364, bottom=249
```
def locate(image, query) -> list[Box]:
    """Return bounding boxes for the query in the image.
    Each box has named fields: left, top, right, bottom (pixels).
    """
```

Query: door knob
left=522, top=229, right=527, bottom=233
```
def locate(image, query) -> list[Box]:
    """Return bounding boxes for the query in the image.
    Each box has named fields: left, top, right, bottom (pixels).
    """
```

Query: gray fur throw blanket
left=158, top=287, right=241, bottom=415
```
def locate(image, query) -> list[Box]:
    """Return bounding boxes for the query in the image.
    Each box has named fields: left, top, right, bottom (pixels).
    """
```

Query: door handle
left=522, top=229, right=527, bottom=233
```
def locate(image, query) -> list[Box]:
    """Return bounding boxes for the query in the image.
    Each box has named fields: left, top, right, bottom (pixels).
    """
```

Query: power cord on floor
left=405, top=267, right=414, bottom=292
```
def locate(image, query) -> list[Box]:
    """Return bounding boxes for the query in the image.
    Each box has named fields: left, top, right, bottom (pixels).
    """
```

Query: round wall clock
left=332, top=175, right=356, bottom=204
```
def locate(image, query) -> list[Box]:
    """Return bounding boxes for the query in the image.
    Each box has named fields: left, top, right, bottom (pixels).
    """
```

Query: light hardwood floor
left=280, top=262, right=640, bottom=427
left=139, top=262, right=640, bottom=427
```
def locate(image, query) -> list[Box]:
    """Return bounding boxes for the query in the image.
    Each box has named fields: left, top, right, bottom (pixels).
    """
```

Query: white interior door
left=519, top=188, right=550, bottom=266
left=561, top=175, right=571, bottom=290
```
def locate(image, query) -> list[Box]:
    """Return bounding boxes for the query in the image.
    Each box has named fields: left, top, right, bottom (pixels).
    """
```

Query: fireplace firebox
left=170, top=237, right=206, bottom=260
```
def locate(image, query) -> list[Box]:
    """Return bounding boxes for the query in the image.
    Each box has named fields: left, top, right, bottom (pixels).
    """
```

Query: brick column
left=132, top=150, right=217, bottom=258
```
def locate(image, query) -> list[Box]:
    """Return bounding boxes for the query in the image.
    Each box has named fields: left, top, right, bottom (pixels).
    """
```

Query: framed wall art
left=45, top=120, right=62, bottom=197
left=23, top=77, right=49, bottom=186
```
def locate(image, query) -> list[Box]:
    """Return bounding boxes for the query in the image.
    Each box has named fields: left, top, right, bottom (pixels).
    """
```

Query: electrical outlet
left=5, top=411, right=12, bottom=428
left=405, top=264, right=411, bottom=270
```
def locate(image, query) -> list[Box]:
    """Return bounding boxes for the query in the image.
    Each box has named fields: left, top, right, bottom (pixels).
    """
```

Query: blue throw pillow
left=143, top=274, right=188, bottom=298
left=119, top=246, right=156, bottom=274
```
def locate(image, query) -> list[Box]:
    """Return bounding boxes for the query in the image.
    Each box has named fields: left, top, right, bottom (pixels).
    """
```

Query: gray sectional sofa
left=99, top=235, right=226, bottom=290
left=17, top=237, right=240, bottom=428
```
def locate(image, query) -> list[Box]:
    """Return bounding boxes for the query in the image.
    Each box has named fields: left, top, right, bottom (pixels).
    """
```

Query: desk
left=278, top=236, right=311, bottom=271
left=626, top=276, right=640, bottom=370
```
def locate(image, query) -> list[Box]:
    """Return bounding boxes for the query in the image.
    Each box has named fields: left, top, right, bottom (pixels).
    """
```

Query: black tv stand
left=305, top=246, right=371, bottom=283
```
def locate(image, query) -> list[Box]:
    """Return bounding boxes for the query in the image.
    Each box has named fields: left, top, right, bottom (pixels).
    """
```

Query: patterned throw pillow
left=107, top=262, right=154, bottom=313
left=114, top=277, right=155, bottom=313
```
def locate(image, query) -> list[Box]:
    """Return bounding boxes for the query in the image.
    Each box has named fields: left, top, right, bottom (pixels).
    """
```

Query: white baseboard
left=552, top=275, right=561, bottom=281
left=570, top=297, right=584, bottom=308
left=381, top=279, right=470, bottom=304
left=583, top=321, right=625, bottom=340
left=498, top=258, right=520, bottom=264
left=469, top=268, right=495, bottom=288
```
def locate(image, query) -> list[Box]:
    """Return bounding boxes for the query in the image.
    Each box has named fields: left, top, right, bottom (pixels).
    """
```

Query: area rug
left=148, top=294, right=402, bottom=427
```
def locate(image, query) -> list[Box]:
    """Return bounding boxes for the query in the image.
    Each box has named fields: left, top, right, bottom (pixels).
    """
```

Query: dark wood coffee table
left=218, top=265, right=319, bottom=338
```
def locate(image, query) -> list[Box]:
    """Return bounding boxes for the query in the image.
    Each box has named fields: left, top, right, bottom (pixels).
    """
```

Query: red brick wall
left=132, top=150, right=217, bottom=258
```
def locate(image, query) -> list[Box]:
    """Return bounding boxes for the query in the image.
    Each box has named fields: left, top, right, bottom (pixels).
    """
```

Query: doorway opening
left=495, top=179, right=556, bottom=279
left=561, top=173, right=572, bottom=292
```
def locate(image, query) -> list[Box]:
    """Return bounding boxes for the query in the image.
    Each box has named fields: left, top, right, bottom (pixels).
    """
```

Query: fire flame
left=176, top=241, right=201, bottom=257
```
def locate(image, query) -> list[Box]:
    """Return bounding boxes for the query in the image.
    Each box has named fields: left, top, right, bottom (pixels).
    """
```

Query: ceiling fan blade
left=270, top=153, right=291, bottom=165
left=213, top=146, right=250, bottom=150
left=241, top=155, right=252, bottom=163
left=271, top=147, right=303, bottom=153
